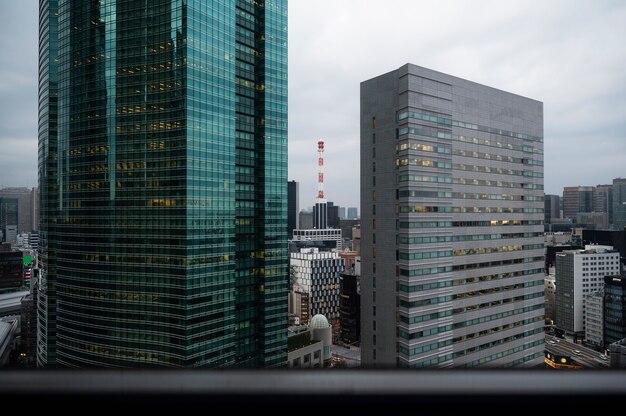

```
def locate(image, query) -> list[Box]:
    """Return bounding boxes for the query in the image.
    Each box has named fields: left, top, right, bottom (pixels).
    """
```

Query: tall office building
left=604, top=275, right=626, bottom=347
left=613, top=178, right=626, bottom=230
left=38, top=0, right=288, bottom=368
left=361, top=64, right=545, bottom=367
left=290, top=248, right=344, bottom=324
left=584, top=289, right=604, bottom=350
left=0, top=188, right=39, bottom=233
left=555, top=246, right=620, bottom=339
left=0, top=198, right=19, bottom=243
left=288, top=181, right=299, bottom=238
left=595, top=184, right=613, bottom=226
left=326, top=201, right=340, bottom=229
left=563, top=186, right=595, bottom=221
left=347, top=207, right=358, bottom=220
left=544, top=194, right=560, bottom=226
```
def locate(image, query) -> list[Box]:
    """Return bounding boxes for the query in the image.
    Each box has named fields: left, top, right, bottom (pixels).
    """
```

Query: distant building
left=339, top=257, right=360, bottom=346
left=544, top=194, right=560, bottom=227
left=609, top=338, right=626, bottom=368
left=583, top=229, right=626, bottom=269
left=286, top=314, right=332, bottom=368
left=288, top=289, right=310, bottom=326
left=20, top=290, right=37, bottom=366
left=299, top=210, right=313, bottom=230
left=576, top=212, right=608, bottom=230
left=555, top=246, right=620, bottom=340
left=613, top=178, right=626, bottom=230
left=338, top=207, right=346, bottom=220
left=0, top=198, right=18, bottom=244
left=584, top=289, right=604, bottom=350
left=604, top=275, right=626, bottom=347
left=288, top=181, right=299, bottom=239
left=548, top=218, right=575, bottom=233
left=313, top=201, right=328, bottom=229
left=563, top=186, right=595, bottom=222
left=347, top=207, right=358, bottom=220
left=339, top=219, right=359, bottom=240
left=545, top=271, right=556, bottom=321
left=290, top=248, right=344, bottom=324
left=352, top=226, right=361, bottom=253
left=595, top=184, right=613, bottom=226
left=545, top=232, right=573, bottom=247
left=0, top=244, right=23, bottom=294
left=0, top=188, right=38, bottom=233
left=326, top=201, right=340, bottom=229
left=292, top=229, right=342, bottom=251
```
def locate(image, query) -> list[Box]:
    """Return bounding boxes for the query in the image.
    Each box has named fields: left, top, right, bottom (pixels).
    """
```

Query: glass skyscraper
left=37, top=0, right=288, bottom=368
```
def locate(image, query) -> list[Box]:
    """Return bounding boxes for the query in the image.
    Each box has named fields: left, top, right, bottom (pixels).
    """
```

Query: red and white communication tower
left=316, top=139, right=326, bottom=201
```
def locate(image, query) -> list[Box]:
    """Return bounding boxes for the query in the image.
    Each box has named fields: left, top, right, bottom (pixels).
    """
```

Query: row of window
left=399, top=286, right=544, bottom=310
left=397, top=232, right=543, bottom=245
left=397, top=109, right=543, bottom=142
left=453, top=134, right=542, bottom=155
left=397, top=268, right=544, bottom=295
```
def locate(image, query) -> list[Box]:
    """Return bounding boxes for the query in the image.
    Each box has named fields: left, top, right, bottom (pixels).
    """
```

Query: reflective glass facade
left=38, top=0, right=287, bottom=368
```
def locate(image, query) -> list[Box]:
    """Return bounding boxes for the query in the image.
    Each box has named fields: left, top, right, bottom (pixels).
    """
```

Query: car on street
left=574, top=350, right=582, bottom=355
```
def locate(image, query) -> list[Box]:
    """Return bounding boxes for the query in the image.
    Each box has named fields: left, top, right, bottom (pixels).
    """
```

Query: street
left=545, top=335, right=609, bottom=369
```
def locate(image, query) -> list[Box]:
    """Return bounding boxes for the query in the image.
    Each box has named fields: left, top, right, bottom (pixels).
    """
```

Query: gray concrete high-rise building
left=555, top=246, right=620, bottom=340
left=613, top=178, right=626, bottom=231
left=347, top=207, right=358, bottom=219
left=360, top=64, right=545, bottom=367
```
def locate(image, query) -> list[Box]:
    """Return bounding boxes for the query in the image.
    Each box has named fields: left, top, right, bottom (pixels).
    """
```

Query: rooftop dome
left=309, top=314, right=330, bottom=329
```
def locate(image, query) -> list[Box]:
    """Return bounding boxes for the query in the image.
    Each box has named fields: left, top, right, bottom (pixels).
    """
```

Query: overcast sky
left=1, top=1, right=624, bottom=211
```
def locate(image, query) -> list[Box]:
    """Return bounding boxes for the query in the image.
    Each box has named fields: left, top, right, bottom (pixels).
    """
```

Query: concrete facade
left=360, top=63, right=545, bottom=367
left=555, top=247, right=620, bottom=338
left=292, top=229, right=342, bottom=251
left=290, top=248, right=344, bottom=323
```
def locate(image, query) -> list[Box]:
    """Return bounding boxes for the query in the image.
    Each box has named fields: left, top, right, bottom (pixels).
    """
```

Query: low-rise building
left=287, top=314, right=333, bottom=368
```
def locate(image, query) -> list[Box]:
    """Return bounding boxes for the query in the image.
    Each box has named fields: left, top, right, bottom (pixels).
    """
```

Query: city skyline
left=0, top=1, right=625, bottom=209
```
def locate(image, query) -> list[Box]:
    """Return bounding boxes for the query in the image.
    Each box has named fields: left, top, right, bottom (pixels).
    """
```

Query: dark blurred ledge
left=1, top=370, right=625, bottom=411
